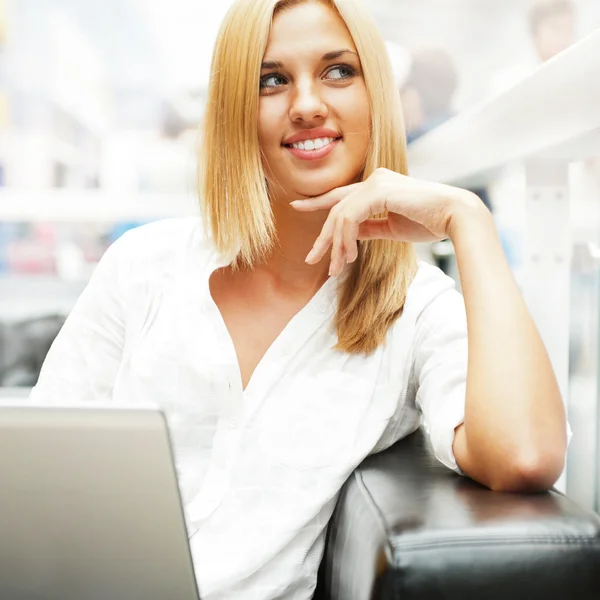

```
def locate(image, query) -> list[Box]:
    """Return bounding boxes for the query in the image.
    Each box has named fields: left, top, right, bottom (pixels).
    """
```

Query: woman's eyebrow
left=321, top=49, right=358, bottom=61
left=261, top=60, right=282, bottom=70
left=260, top=49, right=358, bottom=70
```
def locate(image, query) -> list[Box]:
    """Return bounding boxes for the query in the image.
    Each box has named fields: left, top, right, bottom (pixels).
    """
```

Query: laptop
left=0, top=404, right=201, bottom=600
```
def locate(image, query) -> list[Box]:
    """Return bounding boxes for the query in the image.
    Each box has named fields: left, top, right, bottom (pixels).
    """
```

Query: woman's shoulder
left=114, top=216, right=204, bottom=250
left=107, top=216, right=208, bottom=264
left=408, top=261, right=457, bottom=299
left=97, top=216, right=214, bottom=289
left=402, top=260, right=465, bottom=322
left=97, top=216, right=214, bottom=307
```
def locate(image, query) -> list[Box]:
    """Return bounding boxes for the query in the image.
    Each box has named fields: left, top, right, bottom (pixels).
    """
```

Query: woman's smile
left=282, top=127, right=343, bottom=161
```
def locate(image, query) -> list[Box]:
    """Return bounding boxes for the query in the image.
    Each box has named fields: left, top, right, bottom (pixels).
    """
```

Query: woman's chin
left=292, top=174, right=354, bottom=199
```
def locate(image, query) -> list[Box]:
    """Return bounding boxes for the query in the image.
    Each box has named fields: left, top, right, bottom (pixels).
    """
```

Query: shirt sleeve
left=29, top=232, right=133, bottom=405
left=412, top=287, right=468, bottom=474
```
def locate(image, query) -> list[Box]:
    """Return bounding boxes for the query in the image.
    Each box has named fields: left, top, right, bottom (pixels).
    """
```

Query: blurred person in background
left=401, top=48, right=458, bottom=144
left=400, top=48, right=492, bottom=273
left=30, top=0, right=569, bottom=598
left=491, top=0, right=577, bottom=95
left=529, top=0, right=576, bottom=62
left=528, top=0, right=600, bottom=191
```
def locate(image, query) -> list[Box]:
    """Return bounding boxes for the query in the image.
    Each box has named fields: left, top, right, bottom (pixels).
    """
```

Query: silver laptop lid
left=0, top=404, right=200, bottom=600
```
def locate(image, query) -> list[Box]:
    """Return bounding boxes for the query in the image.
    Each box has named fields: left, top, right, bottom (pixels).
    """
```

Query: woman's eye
left=325, top=65, right=356, bottom=80
left=260, top=74, right=287, bottom=89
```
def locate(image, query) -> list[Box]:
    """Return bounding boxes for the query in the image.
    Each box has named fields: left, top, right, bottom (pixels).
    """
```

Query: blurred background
left=0, top=0, right=599, bottom=506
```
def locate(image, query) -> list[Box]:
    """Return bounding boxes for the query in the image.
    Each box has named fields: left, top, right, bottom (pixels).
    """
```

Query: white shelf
left=0, top=190, right=200, bottom=222
left=407, top=28, right=600, bottom=187
left=2, top=31, right=598, bottom=220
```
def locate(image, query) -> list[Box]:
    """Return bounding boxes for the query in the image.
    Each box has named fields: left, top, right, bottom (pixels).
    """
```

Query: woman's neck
left=258, top=198, right=331, bottom=292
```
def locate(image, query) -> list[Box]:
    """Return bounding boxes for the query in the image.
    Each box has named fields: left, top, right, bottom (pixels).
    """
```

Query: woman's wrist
left=446, top=188, right=493, bottom=241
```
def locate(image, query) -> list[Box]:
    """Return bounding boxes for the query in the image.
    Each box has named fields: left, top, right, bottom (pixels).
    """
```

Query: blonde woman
left=31, top=0, right=569, bottom=598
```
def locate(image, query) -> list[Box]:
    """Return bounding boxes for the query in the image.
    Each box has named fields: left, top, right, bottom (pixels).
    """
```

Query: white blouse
left=30, top=217, right=469, bottom=600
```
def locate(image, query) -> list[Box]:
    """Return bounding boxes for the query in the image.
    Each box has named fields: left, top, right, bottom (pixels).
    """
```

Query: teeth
left=291, top=137, right=336, bottom=151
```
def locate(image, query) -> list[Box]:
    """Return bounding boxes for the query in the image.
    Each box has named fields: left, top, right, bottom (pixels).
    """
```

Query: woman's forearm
left=448, top=193, right=567, bottom=492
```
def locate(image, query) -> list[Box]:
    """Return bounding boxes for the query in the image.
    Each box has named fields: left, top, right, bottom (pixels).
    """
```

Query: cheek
left=258, top=105, right=275, bottom=155
left=338, top=89, right=371, bottom=140
left=347, top=106, right=371, bottom=156
left=356, top=91, right=372, bottom=132
left=356, top=106, right=371, bottom=139
left=258, top=99, right=286, bottom=155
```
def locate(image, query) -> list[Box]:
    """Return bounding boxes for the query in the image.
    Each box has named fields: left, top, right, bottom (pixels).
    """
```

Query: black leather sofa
left=0, top=314, right=65, bottom=387
left=315, top=429, right=600, bottom=599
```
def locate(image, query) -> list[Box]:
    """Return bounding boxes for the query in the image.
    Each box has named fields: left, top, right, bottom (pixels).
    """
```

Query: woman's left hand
left=291, top=167, right=482, bottom=276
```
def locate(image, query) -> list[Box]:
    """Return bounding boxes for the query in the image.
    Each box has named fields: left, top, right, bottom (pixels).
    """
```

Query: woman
left=31, top=0, right=569, bottom=598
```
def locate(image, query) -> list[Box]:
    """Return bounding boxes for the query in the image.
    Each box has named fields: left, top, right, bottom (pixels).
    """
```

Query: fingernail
left=305, top=248, right=317, bottom=263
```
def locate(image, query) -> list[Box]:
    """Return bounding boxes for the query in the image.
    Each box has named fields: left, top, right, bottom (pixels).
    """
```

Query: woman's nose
left=288, top=79, right=328, bottom=123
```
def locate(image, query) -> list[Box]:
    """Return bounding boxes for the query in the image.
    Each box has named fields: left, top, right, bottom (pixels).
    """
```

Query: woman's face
left=258, top=1, right=371, bottom=201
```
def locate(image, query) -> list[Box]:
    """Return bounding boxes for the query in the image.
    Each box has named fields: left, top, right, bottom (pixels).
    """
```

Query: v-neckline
left=205, top=264, right=337, bottom=395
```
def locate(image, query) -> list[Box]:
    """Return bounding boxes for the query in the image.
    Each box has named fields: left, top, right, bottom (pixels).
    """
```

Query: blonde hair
left=199, top=0, right=418, bottom=354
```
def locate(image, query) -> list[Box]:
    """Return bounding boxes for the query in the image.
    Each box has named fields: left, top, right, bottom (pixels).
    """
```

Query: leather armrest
left=316, top=429, right=600, bottom=599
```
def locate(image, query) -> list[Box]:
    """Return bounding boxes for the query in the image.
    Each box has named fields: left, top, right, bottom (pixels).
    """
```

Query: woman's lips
left=283, top=138, right=342, bottom=161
